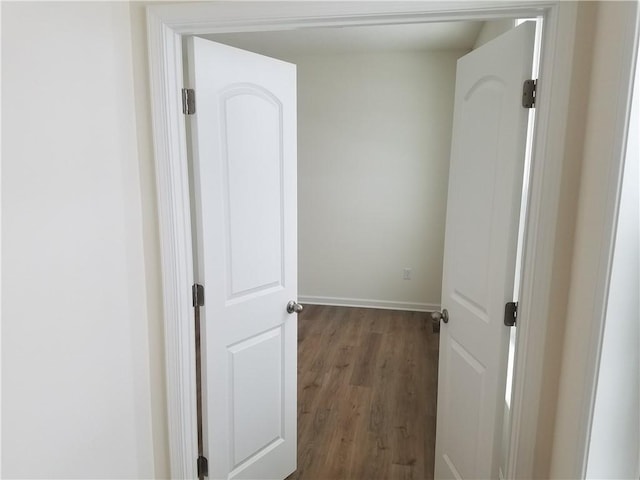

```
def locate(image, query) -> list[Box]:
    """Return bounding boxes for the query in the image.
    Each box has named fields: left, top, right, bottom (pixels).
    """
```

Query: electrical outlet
left=403, top=268, right=412, bottom=280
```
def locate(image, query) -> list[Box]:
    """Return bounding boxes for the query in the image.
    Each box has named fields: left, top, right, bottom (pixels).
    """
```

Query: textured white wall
left=2, top=2, right=154, bottom=477
left=293, top=51, right=464, bottom=309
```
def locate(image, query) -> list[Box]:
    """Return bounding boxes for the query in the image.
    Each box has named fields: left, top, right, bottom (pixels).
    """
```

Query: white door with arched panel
left=434, top=22, right=535, bottom=479
left=186, top=37, right=297, bottom=480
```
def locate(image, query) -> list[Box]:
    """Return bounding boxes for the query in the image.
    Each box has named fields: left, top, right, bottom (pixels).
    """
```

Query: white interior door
left=434, top=22, right=535, bottom=479
left=186, top=36, right=297, bottom=480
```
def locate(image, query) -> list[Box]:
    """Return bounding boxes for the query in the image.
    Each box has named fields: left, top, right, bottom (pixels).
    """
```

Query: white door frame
left=144, top=2, right=613, bottom=478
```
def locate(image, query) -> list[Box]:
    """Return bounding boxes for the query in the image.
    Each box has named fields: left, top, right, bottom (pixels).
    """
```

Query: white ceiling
left=201, top=21, right=484, bottom=58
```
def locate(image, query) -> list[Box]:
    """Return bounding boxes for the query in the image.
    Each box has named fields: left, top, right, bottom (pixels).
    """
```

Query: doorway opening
left=185, top=15, right=539, bottom=478
left=146, top=2, right=582, bottom=478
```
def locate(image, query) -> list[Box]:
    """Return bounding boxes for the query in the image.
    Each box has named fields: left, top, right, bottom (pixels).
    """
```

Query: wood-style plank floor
left=287, top=305, right=439, bottom=480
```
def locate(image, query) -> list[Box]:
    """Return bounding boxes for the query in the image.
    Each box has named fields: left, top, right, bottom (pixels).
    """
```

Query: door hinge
left=182, top=88, right=196, bottom=115
left=192, top=283, right=204, bottom=307
left=504, top=301, right=518, bottom=327
left=522, top=79, right=537, bottom=108
left=197, top=455, right=209, bottom=478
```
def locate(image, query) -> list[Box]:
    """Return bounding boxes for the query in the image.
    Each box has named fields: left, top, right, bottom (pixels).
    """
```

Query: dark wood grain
left=287, top=305, right=439, bottom=480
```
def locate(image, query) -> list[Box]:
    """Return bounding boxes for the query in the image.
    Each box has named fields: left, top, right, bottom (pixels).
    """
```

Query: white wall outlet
left=403, top=268, right=412, bottom=280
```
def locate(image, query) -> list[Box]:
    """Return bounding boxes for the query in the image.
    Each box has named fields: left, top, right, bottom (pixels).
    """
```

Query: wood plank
left=350, top=331, right=382, bottom=387
left=323, top=385, right=372, bottom=479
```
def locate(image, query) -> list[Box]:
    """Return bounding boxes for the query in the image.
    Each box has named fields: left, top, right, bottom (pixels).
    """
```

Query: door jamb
left=146, top=2, right=581, bottom=478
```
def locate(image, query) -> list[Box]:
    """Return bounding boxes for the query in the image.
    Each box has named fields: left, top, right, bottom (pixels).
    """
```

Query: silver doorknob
left=431, top=308, right=449, bottom=323
left=286, top=301, right=303, bottom=314
left=431, top=308, right=449, bottom=333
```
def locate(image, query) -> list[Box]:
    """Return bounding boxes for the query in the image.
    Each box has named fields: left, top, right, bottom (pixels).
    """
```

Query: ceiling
left=200, top=21, right=484, bottom=58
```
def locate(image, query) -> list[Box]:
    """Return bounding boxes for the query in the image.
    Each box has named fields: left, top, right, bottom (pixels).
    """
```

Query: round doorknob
left=431, top=308, right=449, bottom=324
left=286, top=301, right=303, bottom=314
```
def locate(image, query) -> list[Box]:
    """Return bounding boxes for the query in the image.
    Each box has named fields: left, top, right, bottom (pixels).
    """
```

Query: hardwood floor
left=287, top=305, right=439, bottom=480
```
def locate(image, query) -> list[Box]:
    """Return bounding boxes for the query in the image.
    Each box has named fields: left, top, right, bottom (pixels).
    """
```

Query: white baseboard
left=298, top=295, right=439, bottom=312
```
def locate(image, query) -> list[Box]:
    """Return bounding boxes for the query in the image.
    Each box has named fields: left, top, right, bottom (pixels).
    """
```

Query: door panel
left=435, top=22, right=535, bottom=479
left=222, top=88, right=284, bottom=298
left=444, top=338, right=485, bottom=477
left=187, top=36, right=297, bottom=480
left=229, top=326, right=284, bottom=466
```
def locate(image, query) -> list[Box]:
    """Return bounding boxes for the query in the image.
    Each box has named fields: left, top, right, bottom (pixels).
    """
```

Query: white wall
left=586, top=35, right=640, bottom=479
left=2, top=2, right=155, bottom=477
left=294, top=51, right=464, bottom=310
